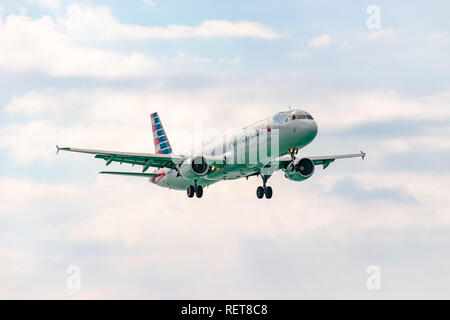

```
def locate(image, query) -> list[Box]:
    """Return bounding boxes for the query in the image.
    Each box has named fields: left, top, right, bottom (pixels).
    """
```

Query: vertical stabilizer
left=150, top=112, right=172, bottom=154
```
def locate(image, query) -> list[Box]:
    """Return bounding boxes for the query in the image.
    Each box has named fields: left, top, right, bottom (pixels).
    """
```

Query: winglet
left=56, top=145, right=60, bottom=155
left=360, top=150, right=366, bottom=160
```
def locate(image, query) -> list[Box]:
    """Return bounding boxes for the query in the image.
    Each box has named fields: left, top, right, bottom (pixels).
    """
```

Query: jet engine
left=179, top=156, right=210, bottom=179
left=284, top=158, right=315, bottom=181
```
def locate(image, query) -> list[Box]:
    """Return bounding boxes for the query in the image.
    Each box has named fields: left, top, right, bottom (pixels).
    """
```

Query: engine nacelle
left=179, top=156, right=209, bottom=179
left=284, top=158, right=315, bottom=182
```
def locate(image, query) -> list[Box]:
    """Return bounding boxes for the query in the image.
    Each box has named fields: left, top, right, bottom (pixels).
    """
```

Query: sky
left=0, top=0, right=449, bottom=299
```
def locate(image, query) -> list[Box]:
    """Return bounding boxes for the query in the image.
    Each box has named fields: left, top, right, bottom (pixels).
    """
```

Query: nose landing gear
left=256, top=175, right=273, bottom=199
left=288, top=148, right=298, bottom=159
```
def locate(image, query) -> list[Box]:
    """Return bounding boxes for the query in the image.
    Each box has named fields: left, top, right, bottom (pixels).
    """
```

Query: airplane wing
left=56, top=146, right=185, bottom=172
left=276, top=151, right=366, bottom=170
left=99, top=171, right=158, bottom=177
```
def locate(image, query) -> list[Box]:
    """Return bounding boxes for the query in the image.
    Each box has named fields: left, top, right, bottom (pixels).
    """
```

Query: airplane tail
left=150, top=112, right=172, bottom=154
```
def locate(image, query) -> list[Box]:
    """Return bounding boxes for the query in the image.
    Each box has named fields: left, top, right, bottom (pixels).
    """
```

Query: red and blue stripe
left=150, top=112, right=172, bottom=154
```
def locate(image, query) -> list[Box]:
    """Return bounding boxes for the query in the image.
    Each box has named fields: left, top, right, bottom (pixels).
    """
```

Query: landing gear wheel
left=187, top=185, right=195, bottom=198
left=256, top=186, right=264, bottom=199
left=264, top=186, right=273, bottom=199
left=196, top=185, right=203, bottom=198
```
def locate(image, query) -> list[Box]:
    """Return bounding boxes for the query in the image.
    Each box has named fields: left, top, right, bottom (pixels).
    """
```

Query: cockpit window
left=274, top=110, right=314, bottom=123
left=287, top=112, right=310, bottom=121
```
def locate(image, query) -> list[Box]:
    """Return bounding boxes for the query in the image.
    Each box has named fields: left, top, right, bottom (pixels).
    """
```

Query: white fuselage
left=150, top=109, right=318, bottom=190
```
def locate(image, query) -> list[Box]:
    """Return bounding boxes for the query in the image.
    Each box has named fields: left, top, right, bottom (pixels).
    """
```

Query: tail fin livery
left=150, top=112, right=172, bottom=154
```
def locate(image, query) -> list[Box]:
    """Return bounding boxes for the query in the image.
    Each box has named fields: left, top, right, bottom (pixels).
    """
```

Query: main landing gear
left=256, top=175, right=273, bottom=199
left=187, top=182, right=203, bottom=198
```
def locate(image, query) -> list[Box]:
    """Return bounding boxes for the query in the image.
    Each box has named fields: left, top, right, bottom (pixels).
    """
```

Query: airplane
left=57, top=109, right=365, bottom=199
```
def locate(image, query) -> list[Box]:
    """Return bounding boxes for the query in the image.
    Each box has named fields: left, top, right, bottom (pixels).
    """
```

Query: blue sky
left=0, top=0, right=449, bottom=298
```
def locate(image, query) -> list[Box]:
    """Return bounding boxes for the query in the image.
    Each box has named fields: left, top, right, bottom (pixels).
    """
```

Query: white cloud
left=0, top=178, right=80, bottom=211
left=367, top=29, right=395, bottom=40
left=429, top=32, right=449, bottom=44
left=5, top=89, right=85, bottom=117
left=60, top=4, right=283, bottom=41
left=0, top=5, right=280, bottom=78
left=1, top=171, right=449, bottom=247
left=0, top=14, right=155, bottom=78
left=310, top=90, right=450, bottom=131
left=142, top=0, right=156, bottom=7
left=307, top=33, right=331, bottom=48
left=228, top=57, right=240, bottom=64
left=18, top=5, right=27, bottom=16
left=1, top=166, right=450, bottom=298
left=28, top=0, right=61, bottom=10
left=287, top=51, right=311, bottom=59
left=164, top=53, right=240, bottom=65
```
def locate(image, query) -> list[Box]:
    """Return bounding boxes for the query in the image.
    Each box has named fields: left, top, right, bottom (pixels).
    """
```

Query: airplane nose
left=311, top=120, right=318, bottom=138
left=305, top=120, right=318, bottom=142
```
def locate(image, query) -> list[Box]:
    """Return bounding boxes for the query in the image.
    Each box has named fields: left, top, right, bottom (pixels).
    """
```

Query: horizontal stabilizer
left=99, top=171, right=157, bottom=178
